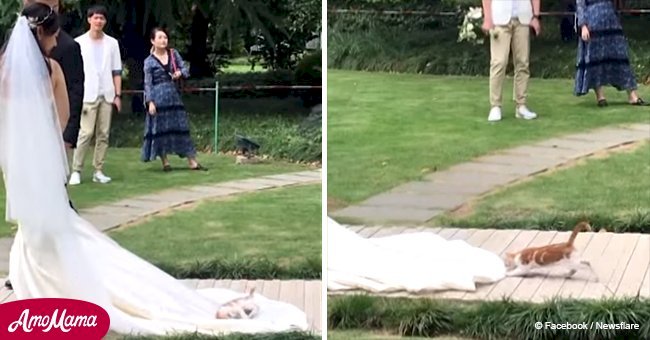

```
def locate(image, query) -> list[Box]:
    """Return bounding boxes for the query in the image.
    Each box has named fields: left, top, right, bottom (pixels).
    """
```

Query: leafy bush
left=329, top=295, right=650, bottom=339
left=440, top=210, right=650, bottom=234
left=328, top=10, right=650, bottom=80
left=294, top=49, right=322, bottom=107
left=112, top=95, right=321, bottom=163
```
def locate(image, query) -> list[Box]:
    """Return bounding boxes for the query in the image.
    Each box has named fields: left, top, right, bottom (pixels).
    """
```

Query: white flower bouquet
left=457, top=7, right=484, bottom=45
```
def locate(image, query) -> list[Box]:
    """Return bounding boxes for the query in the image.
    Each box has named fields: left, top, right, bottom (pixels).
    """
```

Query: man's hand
left=148, top=102, right=157, bottom=115
left=114, top=96, right=122, bottom=113
left=581, top=26, right=590, bottom=41
left=482, top=19, right=494, bottom=34
left=530, top=17, right=541, bottom=36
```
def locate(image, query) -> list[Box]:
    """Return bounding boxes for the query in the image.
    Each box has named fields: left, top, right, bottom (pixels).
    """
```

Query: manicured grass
left=109, top=184, right=321, bottom=279
left=328, top=295, right=650, bottom=340
left=327, top=70, right=650, bottom=209
left=0, top=148, right=307, bottom=238
left=435, top=142, right=650, bottom=233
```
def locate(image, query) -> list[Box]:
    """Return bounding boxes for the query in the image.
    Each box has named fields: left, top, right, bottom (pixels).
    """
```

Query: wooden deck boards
left=330, top=226, right=649, bottom=302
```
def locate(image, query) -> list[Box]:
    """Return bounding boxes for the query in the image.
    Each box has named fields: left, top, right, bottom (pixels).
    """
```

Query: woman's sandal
left=630, top=98, right=648, bottom=106
left=163, top=165, right=172, bottom=172
left=190, top=164, right=208, bottom=171
left=597, top=99, right=608, bottom=107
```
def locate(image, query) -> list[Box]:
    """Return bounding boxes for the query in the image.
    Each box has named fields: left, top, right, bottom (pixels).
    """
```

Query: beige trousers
left=489, top=19, right=531, bottom=107
left=72, top=96, right=113, bottom=172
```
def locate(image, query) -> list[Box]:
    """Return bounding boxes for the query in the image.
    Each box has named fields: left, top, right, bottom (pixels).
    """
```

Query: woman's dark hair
left=22, top=2, right=59, bottom=74
left=149, top=27, right=170, bottom=53
left=150, top=27, right=168, bottom=40
left=87, top=5, right=108, bottom=19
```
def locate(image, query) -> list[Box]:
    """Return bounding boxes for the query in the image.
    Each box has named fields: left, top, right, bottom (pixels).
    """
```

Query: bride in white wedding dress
left=327, top=217, right=506, bottom=293
left=1, top=4, right=308, bottom=336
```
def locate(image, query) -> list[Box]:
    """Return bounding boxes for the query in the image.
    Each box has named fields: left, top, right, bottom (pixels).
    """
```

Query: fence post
left=214, top=81, right=219, bottom=154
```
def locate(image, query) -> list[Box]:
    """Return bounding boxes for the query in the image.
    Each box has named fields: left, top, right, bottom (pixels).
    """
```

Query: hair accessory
left=25, top=6, right=54, bottom=29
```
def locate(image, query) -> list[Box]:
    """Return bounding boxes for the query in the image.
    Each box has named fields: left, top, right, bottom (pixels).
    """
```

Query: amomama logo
left=0, top=298, right=110, bottom=339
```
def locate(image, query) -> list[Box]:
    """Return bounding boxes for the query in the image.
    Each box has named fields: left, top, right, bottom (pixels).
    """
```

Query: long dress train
left=9, top=211, right=309, bottom=335
left=327, top=217, right=506, bottom=293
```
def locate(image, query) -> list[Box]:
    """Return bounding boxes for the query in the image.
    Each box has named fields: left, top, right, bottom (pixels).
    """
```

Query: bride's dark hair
left=21, top=2, right=60, bottom=74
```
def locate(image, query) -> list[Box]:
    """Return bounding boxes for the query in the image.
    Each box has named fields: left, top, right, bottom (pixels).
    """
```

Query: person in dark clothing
left=5, top=0, right=84, bottom=291
left=24, top=0, right=84, bottom=149
left=52, top=30, right=84, bottom=149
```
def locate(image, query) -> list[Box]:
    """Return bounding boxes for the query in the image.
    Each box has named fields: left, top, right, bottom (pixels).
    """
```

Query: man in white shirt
left=69, top=5, right=122, bottom=185
left=482, top=0, right=541, bottom=122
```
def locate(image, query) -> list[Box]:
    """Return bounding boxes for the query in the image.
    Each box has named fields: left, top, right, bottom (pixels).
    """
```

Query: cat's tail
left=567, top=221, right=591, bottom=246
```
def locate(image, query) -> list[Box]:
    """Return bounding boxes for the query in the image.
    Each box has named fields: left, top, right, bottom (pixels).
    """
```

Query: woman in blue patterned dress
left=574, top=0, right=647, bottom=106
left=142, top=28, right=207, bottom=171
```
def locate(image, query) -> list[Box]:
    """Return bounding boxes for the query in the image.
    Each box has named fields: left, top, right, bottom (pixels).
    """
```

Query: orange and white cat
left=215, top=288, right=260, bottom=319
left=504, top=221, right=598, bottom=281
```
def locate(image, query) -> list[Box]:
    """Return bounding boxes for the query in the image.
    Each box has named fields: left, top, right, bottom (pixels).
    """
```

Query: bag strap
left=169, top=48, right=178, bottom=73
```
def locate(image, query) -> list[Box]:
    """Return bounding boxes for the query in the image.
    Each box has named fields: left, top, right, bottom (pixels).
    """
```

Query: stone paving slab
left=184, top=185, right=245, bottom=196
left=362, top=192, right=469, bottom=210
left=265, top=173, right=321, bottom=183
left=533, top=137, right=617, bottom=153
left=622, top=123, right=650, bottom=132
left=564, top=128, right=649, bottom=144
left=330, top=205, right=443, bottom=225
left=446, top=162, right=547, bottom=177
left=390, top=181, right=495, bottom=196
left=506, top=145, right=590, bottom=159
left=218, top=179, right=281, bottom=191
left=331, top=125, right=649, bottom=225
left=0, top=238, right=12, bottom=276
left=425, top=170, right=520, bottom=186
left=474, top=153, right=568, bottom=168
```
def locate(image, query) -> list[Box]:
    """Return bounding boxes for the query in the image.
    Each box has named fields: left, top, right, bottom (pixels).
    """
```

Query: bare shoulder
left=47, top=58, right=63, bottom=78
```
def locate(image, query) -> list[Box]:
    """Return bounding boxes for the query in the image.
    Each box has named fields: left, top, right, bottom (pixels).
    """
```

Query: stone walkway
left=330, top=123, right=650, bottom=225
left=1, top=279, right=322, bottom=332
left=330, top=225, right=649, bottom=303
left=0, top=169, right=321, bottom=274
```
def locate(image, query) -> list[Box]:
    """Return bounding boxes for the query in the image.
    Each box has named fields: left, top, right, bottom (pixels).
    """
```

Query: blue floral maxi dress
left=141, top=49, right=197, bottom=162
left=574, top=0, right=638, bottom=96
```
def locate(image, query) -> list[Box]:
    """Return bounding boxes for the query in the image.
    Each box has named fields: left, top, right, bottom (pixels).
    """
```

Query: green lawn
left=327, top=70, right=650, bottom=209
left=435, top=142, right=650, bottom=232
left=109, top=184, right=321, bottom=269
left=0, top=148, right=307, bottom=238
left=221, top=57, right=268, bottom=73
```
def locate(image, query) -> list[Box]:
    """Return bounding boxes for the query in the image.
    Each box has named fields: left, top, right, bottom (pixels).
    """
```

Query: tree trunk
left=189, top=7, right=211, bottom=78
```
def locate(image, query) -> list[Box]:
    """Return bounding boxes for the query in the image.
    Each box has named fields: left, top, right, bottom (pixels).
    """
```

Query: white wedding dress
left=1, top=17, right=308, bottom=336
left=327, top=217, right=506, bottom=293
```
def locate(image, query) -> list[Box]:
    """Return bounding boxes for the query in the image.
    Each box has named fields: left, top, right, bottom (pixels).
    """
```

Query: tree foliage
left=0, top=0, right=321, bottom=73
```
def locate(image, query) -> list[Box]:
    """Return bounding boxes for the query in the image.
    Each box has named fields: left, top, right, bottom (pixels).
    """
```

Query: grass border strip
left=328, top=294, right=650, bottom=339
left=156, top=257, right=322, bottom=280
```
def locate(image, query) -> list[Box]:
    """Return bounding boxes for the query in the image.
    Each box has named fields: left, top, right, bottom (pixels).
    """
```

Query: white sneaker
left=516, top=105, right=538, bottom=120
left=487, top=106, right=502, bottom=122
left=93, top=171, right=112, bottom=184
left=68, top=171, right=81, bottom=185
